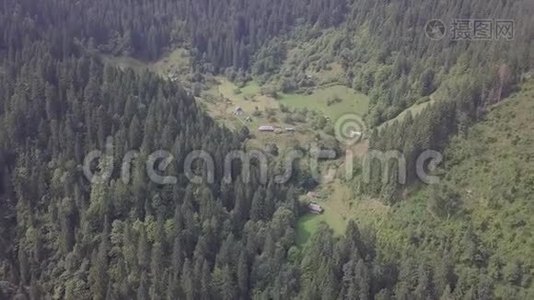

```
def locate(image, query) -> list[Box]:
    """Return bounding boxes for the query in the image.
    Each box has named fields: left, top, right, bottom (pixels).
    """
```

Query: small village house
left=258, top=125, right=275, bottom=132
left=307, top=203, right=324, bottom=214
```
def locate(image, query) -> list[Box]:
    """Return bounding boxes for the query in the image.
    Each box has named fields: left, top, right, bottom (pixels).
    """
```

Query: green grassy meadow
left=296, top=210, right=347, bottom=246
left=279, top=85, right=369, bottom=120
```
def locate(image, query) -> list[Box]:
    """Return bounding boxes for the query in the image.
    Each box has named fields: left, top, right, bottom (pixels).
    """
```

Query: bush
left=252, top=107, right=262, bottom=117
left=312, top=116, right=327, bottom=130
left=283, top=114, right=294, bottom=124
left=292, top=112, right=306, bottom=123
left=192, top=82, right=203, bottom=97
left=326, top=95, right=342, bottom=106
left=323, top=124, right=335, bottom=136
left=279, top=79, right=297, bottom=93
left=265, top=108, right=277, bottom=117
left=264, top=143, right=279, bottom=156
left=260, top=85, right=279, bottom=98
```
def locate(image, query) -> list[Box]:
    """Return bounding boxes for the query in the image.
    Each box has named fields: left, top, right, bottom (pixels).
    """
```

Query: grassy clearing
left=377, top=76, right=465, bottom=130
left=280, top=85, right=369, bottom=120
left=378, top=95, right=436, bottom=130
left=215, top=78, right=271, bottom=113
left=150, top=48, right=191, bottom=76
left=102, top=48, right=191, bottom=78
left=200, top=77, right=359, bottom=150
left=296, top=179, right=390, bottom=245
left=202, top=78, right=369, bottom=136
left=295, top=180, right=352, bottom=245
left=201, top=77, right=281, bottom=133
left=296, top=209, right=347, bottom=245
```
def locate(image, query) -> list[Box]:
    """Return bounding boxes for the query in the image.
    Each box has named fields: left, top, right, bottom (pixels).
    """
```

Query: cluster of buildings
left=258, top=125, right=295, bottom=133
left=232, top=106, right=296, bottom=133
left=231, top=106, right=297, bottom=134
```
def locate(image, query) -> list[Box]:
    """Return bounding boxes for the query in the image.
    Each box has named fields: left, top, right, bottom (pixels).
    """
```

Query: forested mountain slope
left=0, top=31, right=309, bottom=300
left=373, top=79, right=534, bottom=299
